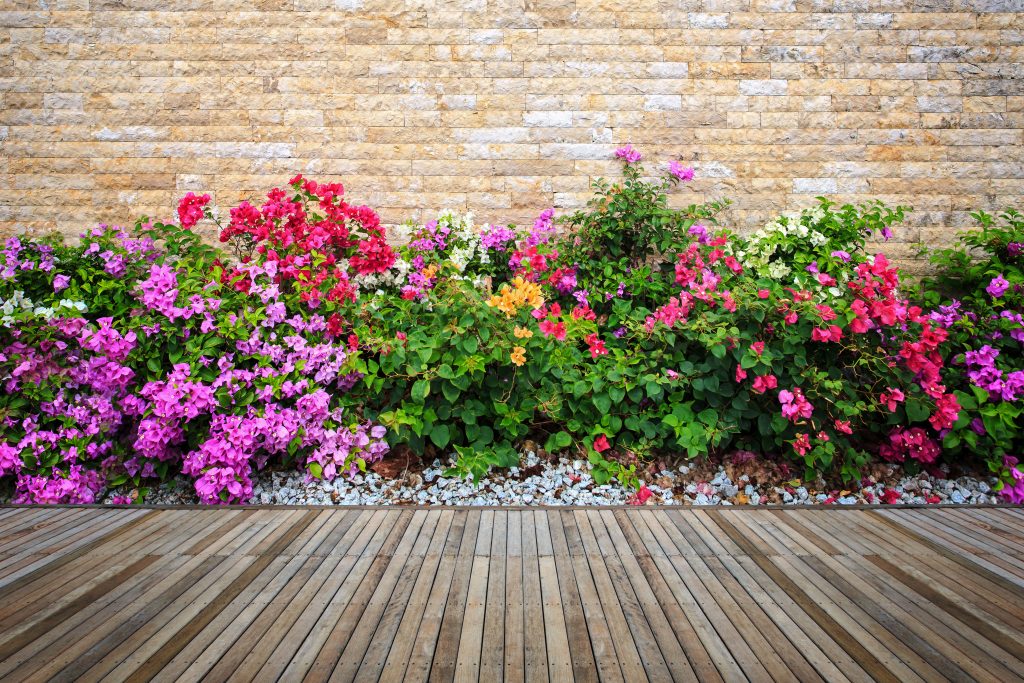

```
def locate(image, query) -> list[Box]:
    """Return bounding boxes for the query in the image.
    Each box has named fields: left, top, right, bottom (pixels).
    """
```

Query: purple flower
left=481, top=225, right=517, bottom=251
left=688, top=224, right=709, bottom=244
left=929, top=300, right=962, bottom=328
left=880, top=227, right=894, bottom=241
left=964, top=344, right=999, bottom=367
left=525, top=208, right=556, bottom=247
left=831, top=250, right=851, bottom=262
left=53, top=274, right=70, bottom=292
left=1007, top=242, right=1022, bottom=257
left=668, top=161, right=694, bottom=182
left=986, top=274, right=1010, bottom=298
left=614, top=145, right=642, bottom=163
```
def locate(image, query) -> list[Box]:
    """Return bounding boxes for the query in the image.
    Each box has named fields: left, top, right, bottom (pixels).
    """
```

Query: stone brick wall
left=2, top=1, right=1022, bottom=260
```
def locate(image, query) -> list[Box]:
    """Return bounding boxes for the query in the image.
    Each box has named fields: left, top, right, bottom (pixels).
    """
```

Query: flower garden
left=1, top=146, right=1022, bottom=506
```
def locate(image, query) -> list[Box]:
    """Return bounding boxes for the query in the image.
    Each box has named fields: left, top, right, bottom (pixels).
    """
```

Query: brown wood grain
left=0, top=506, right=1019, bottom=682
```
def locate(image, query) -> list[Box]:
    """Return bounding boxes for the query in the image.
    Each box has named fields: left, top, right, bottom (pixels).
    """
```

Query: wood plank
left=301, top=510, right=415, bottom=683
left=452, top=511, right=494, bottom=683
left=0, top=550, right=188, bottom=673
left=258, top=511, right=396, bottom=681
left=877, top=510, right=1024, bottom=590
left=378, top=510, right=455, bottom=683
left=546, top=509, right=597, bottom=683
left=335, top=511, right=441, bottom=682
left=775, top=555, right=935, bottom=682
left=403, top=509, right=474, bottom=683
left=246, top=512, right=409, bottom=680
left=121, top=509, right=320, bottom=682
left=503, top=507, right=526, bottom=683
left=563, top=519, right=626, bottom=683
left=864, top=554, right=1024, bottom=663
left=151, top=555, right=300, bottom=682
left=582, top=511, right=673, bottom=682
left=708, top=554, right=851, bottom=682
left=329, top=510, right=432, bottom=682
left=0, top=556, right=161, bottom=670
left=81, top=554, right=259, bottom=682
left=0, top=509, right=154, bottom=591
left=537, top=511, right=574, bottom=683
left=842, top=554, right=1023, bottom=683
left=0, top=512, right=178, bottom=629
left=572, top=510, right=649, bottom=682
left=709, top=511, right=903, bottom=683
left=6, top=554, right=224, bottom=681
left=215, top=554, right=341, bottom=681
left=520, top=508, right=548, bottom=683
left=479, top=510, right=507, bottom=683
left=610, top=510, right=728, bottom=682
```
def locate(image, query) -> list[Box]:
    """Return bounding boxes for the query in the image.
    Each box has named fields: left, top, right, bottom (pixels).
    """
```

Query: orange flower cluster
left=486, top=276, right=544, bottom=318
left=510, top=346, right=527, bottom=366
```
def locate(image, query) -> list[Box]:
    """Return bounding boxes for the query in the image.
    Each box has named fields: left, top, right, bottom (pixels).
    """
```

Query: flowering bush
left=1, top=208, right=388, bottom=505
left=918, top=209, right=1024, bottom=501
left=2, top=146, right=1021, bottom=503
left=554, top=152, right=728, bottom=321
left=739, top=199, right=907, bottom=284
left=216, top=175, right=396, bottom=307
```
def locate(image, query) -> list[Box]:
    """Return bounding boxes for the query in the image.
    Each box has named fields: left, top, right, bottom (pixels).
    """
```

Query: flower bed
left=1, top=147, right=1022, bottom=505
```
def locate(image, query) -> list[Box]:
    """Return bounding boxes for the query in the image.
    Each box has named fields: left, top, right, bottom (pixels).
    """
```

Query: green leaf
left=411, top=379, right=430, bottom=402
left=545, top=431, right=573, bottom=452
left=441, top=381, right=461, bottom=403
left=645, top=380, right=662, bottom=400
left=429, top=424, right=451, bottom=448
left=905, top=399, right=930, bottom=423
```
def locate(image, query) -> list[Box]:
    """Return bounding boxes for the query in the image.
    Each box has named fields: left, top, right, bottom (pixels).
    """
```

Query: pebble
left=101, top=451, right=1005, bottom=508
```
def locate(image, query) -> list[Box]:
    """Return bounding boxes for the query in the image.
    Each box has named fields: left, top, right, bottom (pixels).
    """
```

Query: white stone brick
left=739, top=80, right=788, bottom=96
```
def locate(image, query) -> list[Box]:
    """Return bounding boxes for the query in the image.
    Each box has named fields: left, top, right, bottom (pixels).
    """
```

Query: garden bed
left=2, top=146, right=1022, bottom=506
left=111, top=450, right=1000, bottom=508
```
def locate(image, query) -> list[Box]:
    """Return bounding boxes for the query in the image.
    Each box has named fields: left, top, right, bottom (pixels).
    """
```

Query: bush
left=2, top=147, right=1021, bottom=504
left=1, top=184, right=389, bottom=504
left=918, top=209, right=1024, bottom=502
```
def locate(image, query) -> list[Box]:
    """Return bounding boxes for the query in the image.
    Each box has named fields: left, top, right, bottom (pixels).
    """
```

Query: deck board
left=0, top=506, right=1021, bottom=682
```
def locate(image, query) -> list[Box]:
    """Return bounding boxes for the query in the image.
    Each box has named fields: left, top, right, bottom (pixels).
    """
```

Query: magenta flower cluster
left=1, top=226, right=389, bottom=505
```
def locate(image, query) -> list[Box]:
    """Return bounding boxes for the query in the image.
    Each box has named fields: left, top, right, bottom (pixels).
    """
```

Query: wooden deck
left=0, top=507, right=1022, bottom=682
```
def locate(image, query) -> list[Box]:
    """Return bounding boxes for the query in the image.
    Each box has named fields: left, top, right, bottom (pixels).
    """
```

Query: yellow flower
left=510, top=346, right=526, bottom=366
left=513, top=326, right=533, bottom=339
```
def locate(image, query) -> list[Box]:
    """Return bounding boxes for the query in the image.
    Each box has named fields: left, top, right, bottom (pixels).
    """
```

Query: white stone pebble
left=104, top=453, right=1004, bottom=508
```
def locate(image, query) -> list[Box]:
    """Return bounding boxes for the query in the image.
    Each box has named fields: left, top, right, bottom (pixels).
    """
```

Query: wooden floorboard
left=0, top=506, right=1021, bottom=682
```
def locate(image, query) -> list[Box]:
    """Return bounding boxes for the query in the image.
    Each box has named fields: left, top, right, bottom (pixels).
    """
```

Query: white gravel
left=114, top=450, right=1003, bottom=506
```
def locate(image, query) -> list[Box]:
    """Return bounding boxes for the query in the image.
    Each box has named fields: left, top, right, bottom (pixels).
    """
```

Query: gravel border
left=118, top=451, right=1001, bottom=507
